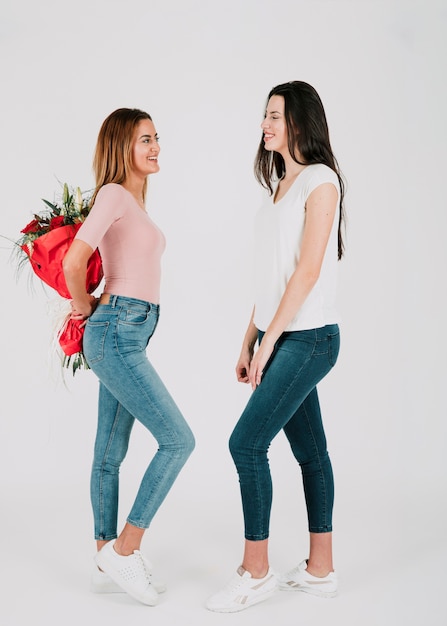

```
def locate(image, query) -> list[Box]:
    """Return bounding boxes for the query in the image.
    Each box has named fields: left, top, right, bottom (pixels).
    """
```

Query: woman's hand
left=236, top=347, right=254, bottom=383
left=236, top=308, right=258, bottom=384
left=248, top=335, right=275, bottom=390
left=70, top=295, right=98, bottom=325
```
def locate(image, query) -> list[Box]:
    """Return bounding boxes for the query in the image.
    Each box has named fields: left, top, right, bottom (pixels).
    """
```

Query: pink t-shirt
left=75, top=183, right=166, bottom=304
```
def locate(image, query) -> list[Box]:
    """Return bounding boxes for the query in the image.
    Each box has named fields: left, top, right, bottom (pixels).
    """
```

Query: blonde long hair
left=91, top=108, right=152, bottom=205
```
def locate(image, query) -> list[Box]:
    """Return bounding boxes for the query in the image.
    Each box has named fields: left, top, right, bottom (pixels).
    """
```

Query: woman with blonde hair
left=63, top=107, right=195, bottom=606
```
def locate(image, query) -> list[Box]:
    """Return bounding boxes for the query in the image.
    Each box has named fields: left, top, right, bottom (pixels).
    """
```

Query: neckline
left=273, top=165, right=308, bottom=205
left=120, top=184, right=147, bottom=212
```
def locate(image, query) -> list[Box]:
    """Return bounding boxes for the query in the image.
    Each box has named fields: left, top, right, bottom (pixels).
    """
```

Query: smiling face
left=261, top=95, right=288, bottom=156
left=131, top=118, right=160, bottom=177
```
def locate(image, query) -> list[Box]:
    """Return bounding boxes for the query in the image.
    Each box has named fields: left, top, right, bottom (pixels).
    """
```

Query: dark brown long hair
left=255, top=81, right=346, bottom=259
left=91, top=108, right=152, bottom=205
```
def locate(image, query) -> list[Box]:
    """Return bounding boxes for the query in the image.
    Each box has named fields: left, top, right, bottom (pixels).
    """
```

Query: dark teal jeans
left=229, top=325, right=340, bottom=540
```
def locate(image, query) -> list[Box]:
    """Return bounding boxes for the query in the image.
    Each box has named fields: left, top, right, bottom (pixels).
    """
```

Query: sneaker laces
left=221, top=569, right=248, bottom=594
left=139, top=553, right=154, bottom=575
left=133, top=551, right=152, bottom=584
left=286, top=560, right=307, bottom=577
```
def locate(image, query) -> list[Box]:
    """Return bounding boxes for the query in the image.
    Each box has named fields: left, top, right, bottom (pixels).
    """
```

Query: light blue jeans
left=83, top=295, right=195, bottom=540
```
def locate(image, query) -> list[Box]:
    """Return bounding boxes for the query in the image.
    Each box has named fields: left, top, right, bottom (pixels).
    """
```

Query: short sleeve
left=75, top=183, right=125, bottom=250
left=306, top=164, right=340, bottom=201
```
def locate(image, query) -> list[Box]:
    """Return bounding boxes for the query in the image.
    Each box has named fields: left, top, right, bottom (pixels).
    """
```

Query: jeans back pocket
left=83, top=320, right=110, bottom=364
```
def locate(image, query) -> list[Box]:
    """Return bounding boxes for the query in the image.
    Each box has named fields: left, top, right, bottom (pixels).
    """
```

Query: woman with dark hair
left=206, top=81, right=345, bottom=613
left=63, top=108, right=195, bottom=606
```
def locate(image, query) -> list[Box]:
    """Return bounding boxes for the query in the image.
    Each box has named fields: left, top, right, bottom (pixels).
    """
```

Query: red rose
left=49, top=215, right=65, bottom=230
left=21, top=219, right=41, bottom=234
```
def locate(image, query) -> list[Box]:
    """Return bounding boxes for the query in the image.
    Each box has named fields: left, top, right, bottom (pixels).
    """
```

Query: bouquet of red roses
left=17, top=183, right=103, bottom=374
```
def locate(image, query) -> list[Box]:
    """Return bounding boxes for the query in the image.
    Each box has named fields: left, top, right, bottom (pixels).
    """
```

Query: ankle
left=114, top=523, right=145, bottom=556
left=241, top=564, right=269, bottom=579
left=305, top=561, right=334, bottom=578
left=113, top=540, right=138, bottom=557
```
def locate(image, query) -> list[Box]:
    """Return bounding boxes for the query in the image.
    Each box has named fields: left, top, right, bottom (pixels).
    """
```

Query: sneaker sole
left=279, top=582, right=337, bottom=598
left=206, top=588, right=277, bottom=613
left=90, top=581, right=124, bottom=594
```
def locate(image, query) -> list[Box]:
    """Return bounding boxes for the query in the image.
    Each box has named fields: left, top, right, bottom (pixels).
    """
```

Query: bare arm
left=236, top=307, right=258, bottom=383
left=63, top=239, right=97, bottom=320
left=248, top=182, right=338, bottom=389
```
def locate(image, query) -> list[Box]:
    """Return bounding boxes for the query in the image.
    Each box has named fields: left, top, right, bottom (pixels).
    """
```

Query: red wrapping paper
left=21, top=222, right=103, bottom=356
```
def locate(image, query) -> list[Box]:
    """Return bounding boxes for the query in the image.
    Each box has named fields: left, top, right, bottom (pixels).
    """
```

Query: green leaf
left=63, top=351, right=90, bottom=376
left=42, top=199, right=58, bottom=211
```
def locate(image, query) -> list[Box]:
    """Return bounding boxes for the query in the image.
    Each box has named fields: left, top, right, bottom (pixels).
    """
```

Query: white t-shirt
left=253, top=163, right=340, bottom=332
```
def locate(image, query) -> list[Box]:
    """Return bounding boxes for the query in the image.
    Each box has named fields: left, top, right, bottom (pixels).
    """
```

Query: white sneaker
left=94, top=541, right=159, bottom=606
left=91, top=559, right=166, bottom=594
left=278, top=559, right=337, bottom=598
left=205, top=566, right=278, bottom=613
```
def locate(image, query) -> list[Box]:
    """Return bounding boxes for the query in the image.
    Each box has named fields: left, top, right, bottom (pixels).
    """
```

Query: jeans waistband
left=258, top=324, right=339, bottom=343
left=98, top=293, right=160, bottom=311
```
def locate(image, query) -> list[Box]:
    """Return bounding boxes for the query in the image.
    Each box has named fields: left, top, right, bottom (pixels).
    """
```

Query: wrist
left=72, top=297, right=94, bottom=317
left=75, top=298, right=92, bottom=310
left=242, top=340, right=256, bottom=355
left=260, top=332, right=276, bottom=348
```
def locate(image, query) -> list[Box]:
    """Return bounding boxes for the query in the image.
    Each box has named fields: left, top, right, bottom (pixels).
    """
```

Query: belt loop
left=110, top=295, right=118, bottom=308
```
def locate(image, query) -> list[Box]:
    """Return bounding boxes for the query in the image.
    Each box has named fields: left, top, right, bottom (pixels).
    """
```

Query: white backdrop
left=1, top=1, right=446, bottom=625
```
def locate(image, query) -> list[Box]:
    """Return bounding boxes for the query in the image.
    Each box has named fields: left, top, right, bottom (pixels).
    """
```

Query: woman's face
left=261, top=95, right=288, bottom=156
left=131, top=119, right=160, bottom=177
